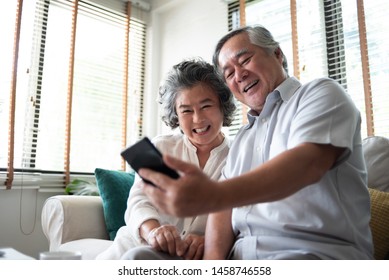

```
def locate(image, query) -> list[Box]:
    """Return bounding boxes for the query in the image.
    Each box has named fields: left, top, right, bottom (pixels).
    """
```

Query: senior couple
left=97, top=25, right=374, bottom=260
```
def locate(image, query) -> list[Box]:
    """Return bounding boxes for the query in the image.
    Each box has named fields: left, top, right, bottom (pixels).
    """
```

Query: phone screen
left=120, top=137, right=179, bottom=186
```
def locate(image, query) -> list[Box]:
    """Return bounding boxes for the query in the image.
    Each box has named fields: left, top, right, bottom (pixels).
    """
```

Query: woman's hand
left=179, top=234, right=204, bottom=260
left=147, top=224, right=188, bottom=257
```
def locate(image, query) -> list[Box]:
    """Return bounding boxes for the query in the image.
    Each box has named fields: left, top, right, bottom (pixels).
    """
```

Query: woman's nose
left=193, top=110, right=204, bottom=123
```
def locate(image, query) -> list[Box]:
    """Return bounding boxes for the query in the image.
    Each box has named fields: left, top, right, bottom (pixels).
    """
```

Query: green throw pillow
left=95, top=168, right=135, bottom=240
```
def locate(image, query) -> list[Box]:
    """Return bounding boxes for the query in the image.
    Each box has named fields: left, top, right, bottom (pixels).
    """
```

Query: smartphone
left=120, top=137, right=179, bottom=186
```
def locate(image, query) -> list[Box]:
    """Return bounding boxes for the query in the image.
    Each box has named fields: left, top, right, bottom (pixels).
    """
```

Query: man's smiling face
left=218, top=33, right=286, bottom=114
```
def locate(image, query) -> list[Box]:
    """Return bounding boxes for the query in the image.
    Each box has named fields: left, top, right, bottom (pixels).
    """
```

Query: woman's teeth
left=194, top=126, right=209, bottom=133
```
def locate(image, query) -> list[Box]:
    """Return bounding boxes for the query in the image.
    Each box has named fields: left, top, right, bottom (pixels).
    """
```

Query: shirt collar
left=277, top=76, right=301, bottom=102
left=245, top=77, right=302, bottom=129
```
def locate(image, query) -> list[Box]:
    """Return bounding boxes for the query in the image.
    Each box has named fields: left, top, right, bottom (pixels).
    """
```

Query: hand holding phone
left=121, top=137, right=179, bottom=186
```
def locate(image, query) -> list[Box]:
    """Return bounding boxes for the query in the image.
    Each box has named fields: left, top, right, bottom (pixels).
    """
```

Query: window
left=228, top=0, right=389, bottom=139
left=1, top=0, right=146, bottom=189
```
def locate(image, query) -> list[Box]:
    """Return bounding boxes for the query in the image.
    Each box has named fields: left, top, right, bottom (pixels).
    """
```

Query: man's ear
left=275, top=48, right=281, bottom=58
left=275, top=48, right=284, bottom=65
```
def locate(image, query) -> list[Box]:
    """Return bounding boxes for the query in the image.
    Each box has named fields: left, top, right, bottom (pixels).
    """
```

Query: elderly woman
left=96, top=58, right=236, bottom=260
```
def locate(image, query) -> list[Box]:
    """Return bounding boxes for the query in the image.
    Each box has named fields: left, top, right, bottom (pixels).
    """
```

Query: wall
left=143, top=0, right=228, bottom=137
left=0, top=0, right=229, bottom=259
left=0, top=188, right=63, bottom=259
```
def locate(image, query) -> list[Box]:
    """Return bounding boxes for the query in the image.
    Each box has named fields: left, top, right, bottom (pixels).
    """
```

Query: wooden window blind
left=1, top=0, right=146, bottom=189
left=227, top=0, right=389, bottom=139
left=2, top=0, right=21, bottom=189
left=360, top=0, right=389, bottom=137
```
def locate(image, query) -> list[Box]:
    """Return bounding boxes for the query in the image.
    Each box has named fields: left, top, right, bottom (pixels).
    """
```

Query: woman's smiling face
left=175, top=83, right=224, bottom=150
left=218, top=32, right=286, bottom=114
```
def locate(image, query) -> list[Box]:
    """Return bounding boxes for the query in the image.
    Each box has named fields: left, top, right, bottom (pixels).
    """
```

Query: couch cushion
left=368, top=188, right=389, bottom=259
left=363, top=136, right=389, bottom=192
left=95, top=168, right=135, bottom=240
left=60, top=238, right=113, bottom=260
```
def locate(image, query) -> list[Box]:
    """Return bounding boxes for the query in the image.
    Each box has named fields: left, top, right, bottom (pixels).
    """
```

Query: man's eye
left=241, top=57, right=250, bottom=65
left=225, top=71, right=234, bottom=80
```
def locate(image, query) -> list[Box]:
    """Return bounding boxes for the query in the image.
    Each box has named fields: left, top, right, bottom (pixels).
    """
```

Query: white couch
left=41, top=136, right=389, bottom=260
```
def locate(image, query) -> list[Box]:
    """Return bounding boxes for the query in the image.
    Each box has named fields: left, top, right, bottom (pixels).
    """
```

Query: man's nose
left=235, top=66, right=248, bottom=82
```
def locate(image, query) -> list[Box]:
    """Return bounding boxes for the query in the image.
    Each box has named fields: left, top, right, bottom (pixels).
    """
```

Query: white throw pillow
left=362, top=136, right=389, bottom=192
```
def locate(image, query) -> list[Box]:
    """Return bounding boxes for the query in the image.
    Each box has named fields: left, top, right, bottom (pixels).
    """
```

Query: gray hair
left=158, top=58, right=237, bottom=129
left=212, top=25, right=288, bottom=74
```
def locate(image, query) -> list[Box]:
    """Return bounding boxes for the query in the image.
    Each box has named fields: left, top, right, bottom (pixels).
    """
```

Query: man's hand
left=139, top=155, right=220, bottom=217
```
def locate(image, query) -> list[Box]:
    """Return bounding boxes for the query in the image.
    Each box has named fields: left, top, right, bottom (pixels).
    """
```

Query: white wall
left=142, top=0, right=229, bottom=137
left=0, top=188, right=63, bottom=258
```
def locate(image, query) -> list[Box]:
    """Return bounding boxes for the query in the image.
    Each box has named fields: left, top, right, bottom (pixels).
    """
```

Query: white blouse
left=96, top=133, right=230, bottom=259
left=126, top=133, right=230, bottom=243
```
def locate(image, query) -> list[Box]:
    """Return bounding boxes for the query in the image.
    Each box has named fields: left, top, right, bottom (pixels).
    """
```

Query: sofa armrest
left=41, top=195, right=109, bottom=251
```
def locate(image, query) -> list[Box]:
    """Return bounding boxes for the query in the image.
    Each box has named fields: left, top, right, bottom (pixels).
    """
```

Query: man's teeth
left=244, top=80, right=258, bottom=92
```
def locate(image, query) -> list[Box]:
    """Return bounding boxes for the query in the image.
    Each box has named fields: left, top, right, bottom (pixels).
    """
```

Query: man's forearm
left=203, top=210, right=234, bottom=259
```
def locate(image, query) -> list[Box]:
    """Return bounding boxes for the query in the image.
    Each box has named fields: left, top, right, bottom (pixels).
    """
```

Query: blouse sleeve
left=124, top=173, right=161, bottom=245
